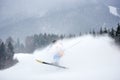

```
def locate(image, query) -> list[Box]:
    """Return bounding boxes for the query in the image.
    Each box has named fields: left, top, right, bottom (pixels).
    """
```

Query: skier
left=36, top=39, right=67, bottom=68
left=49, top=39, right=64, bottom=65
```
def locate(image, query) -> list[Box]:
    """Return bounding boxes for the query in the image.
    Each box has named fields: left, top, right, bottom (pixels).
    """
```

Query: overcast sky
left=0, top=0, right=79, bottom=18
left=0, top=0, right=120, bottom=40
left=0, top=0, right=119, bottom=23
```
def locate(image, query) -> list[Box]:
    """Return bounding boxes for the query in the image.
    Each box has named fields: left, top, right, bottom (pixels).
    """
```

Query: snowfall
left=0, top=35, right=120, bottom=80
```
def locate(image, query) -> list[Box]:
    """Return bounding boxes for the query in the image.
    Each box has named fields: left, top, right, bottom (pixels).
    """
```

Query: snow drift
left=0, top=35, right=120, bottom=80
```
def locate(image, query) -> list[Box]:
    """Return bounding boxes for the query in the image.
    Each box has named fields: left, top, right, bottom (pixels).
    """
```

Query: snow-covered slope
left=108, top=6, right=120, bottom=17
left=0, top=35, right=120, bottom=80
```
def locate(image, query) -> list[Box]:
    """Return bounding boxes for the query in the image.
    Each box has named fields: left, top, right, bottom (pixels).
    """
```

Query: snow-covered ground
left=0, top=35, right=120, bottom=80
left=108, top=6, right=120, bottom=17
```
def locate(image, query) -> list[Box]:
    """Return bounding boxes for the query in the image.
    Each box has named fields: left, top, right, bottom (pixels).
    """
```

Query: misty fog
left=0, top=0, right=120, bottom=40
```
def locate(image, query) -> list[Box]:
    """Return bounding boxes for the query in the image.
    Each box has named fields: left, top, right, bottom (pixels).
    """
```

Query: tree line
left=8, top=23, right=120, bottom=54
left=0, top=33, right=75, bottom=69
left=15, top=33, right=76, bottom=53
left=1, top=23, right=120, bottom=70
left=0, top=37, right=18, bottom=69
left=90, top=23, right=120, bottom=44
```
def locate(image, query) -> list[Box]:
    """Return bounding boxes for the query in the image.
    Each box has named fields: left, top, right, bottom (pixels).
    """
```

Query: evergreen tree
left=5, top=37, right=14, bottom=60
left=79, top=32, right=82, bottom=36
left=14, top=38, right=20, bottom=53
left=103, top=27, right=108, bottom=34
left=115, top=23, right=120, bottom=43
left=0, top=39, right=2, bottom=45
left=33, top=34, right=39, bottom=48
left=0, top=38, right=17, bottom=69
left=92, top=30, right=96, bottom=35
left=25, top=36, right=35, bottom=53
left=99, top=27, right=108, bottom=35
left=116, top=23, right=120, bottom=37
left=0, top=42, right=6, bottom=69
left=7, top=42, right=14, bottom=61
left=5, top=37, right=14, bottom=46
left=0, top=42, right=6, bottom=59
left=14, top=38, right=25, bottom=53
left=68, top=34, right=74, bottom=38
left=109, top=28, right=115, bottom=38
left=60, top=34, right=65, bottom=39
left=99, top=27, right=103, bottom=34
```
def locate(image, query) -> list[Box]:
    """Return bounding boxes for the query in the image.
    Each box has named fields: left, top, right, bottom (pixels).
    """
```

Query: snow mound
left=0, top=35, right=120, bottom=80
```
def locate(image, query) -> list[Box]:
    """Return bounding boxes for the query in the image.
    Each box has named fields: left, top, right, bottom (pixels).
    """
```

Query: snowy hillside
left=108, top=6, right=120, bottom=17
left=0, top=35, right=120, bottom=80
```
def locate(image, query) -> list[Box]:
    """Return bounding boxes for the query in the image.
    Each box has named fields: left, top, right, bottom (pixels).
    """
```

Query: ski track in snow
left=0, top=35, right=120, bottom=80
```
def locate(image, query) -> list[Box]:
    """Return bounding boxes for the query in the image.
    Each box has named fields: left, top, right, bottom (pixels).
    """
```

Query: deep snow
left=0, top=35, right=120, bottom=80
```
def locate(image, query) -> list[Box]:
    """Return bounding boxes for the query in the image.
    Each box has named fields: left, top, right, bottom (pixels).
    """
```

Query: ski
left=35, top=59, right=67, bottom=69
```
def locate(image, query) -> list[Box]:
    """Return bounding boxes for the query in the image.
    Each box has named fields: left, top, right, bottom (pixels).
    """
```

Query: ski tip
left=35, top=59, right=43, bottom=63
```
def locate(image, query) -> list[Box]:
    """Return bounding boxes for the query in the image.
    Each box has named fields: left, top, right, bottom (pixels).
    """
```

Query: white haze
left=0, top=0, right=101, bottom=22
left=1, top=0, right=120, bottom=40
left=0, top=0, right=82, bottom=18
left=0, top=35, right=120, bottom=80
